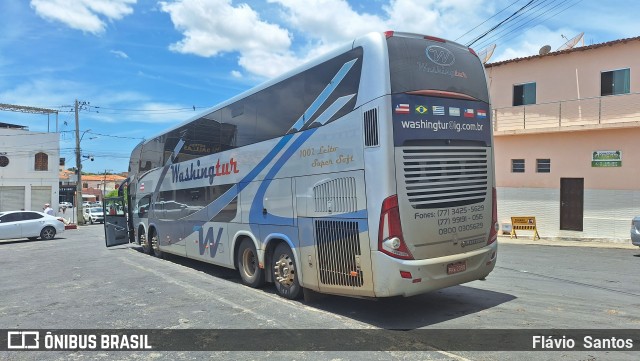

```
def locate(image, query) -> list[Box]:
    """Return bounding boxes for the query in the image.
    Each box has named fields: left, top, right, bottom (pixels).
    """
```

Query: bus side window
left=137, top=195, right=151, bottom=218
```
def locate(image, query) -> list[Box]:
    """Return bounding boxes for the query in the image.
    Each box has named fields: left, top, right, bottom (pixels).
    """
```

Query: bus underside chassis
left=236, top=239, right=302, bottom=300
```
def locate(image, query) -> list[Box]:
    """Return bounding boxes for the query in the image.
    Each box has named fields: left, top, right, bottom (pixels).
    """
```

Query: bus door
left=103, top=197, right=130, bottom=247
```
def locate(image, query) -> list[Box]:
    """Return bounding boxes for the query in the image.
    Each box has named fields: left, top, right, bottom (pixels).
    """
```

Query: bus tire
left=237, top=239, right=265, bottom=288
left=140, top=231, right=152, bottom=254
left=150, top=229, right=163, bottom=258
left=272, top=243, right=302, bottom=300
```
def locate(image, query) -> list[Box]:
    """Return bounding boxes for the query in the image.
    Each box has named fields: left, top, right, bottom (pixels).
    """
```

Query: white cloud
left=159, top=0, right=293, bottom=78
left=230, top=70, right=242, bottom=78
left=110, top=50, right=129, bottom=59
left=30, top=0, right=136, bottom=34
left=159, top=0, right=488, bottom=78
left=491, top=25, right=578, bottom=62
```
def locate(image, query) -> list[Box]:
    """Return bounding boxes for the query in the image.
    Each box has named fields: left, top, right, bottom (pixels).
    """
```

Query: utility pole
left=75, top=99, right=84, bottom=225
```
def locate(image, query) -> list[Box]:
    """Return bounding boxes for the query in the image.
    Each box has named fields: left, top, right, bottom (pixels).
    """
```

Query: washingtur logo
left=426, top=45, right=455, bottom=66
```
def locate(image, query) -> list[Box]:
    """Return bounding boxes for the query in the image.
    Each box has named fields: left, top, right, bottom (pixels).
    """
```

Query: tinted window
left=388, top=36, right=489, bottom=103
left=0, top=213, right=22, bottom=222
left=129, top=143, right=143, bottom=173
left=22, top=212, right=44, bottom=220
left=139, top=47, right=362, bottom=164
left=601, top=68, right=630, bottom=96
left=513, top=83, right=536, bottom=106
left=139, top=137, right=164, bottom=172
left=137, top=195, right=151, bottom=219
left=157, top=184, right=234, bottom=221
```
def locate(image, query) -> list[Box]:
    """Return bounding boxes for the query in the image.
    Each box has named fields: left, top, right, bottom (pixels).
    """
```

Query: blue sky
left=0, top=0, right=638, bottom=174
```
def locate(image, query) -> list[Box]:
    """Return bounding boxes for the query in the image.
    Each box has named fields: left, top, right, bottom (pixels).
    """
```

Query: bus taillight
left=488, top=187, right=498, bottom=245
left=379, top=195, right=414, bottom=260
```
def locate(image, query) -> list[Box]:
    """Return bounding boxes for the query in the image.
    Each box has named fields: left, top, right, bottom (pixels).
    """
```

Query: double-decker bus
left=104, top=31, right=498, bottom=300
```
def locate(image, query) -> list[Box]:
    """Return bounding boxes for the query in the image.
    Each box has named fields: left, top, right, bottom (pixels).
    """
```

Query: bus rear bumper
left=371, top=242, right=497, bottom=297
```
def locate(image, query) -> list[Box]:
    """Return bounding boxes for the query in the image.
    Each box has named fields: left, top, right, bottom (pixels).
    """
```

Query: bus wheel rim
left=151, top=234, right=159, bottom=251
left=274, top=254, right=295, bottom=287
left=141, top=234, right=149, bottom=249
left=242, top=248, right=257, bottom=277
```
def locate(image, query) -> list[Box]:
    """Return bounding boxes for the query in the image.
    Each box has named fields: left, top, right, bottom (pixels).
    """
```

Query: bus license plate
left=447, top=261, right=466, bottom=275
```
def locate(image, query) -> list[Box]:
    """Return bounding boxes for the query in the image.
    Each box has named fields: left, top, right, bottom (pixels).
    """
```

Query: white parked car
left=632, top=216, right=640, bottom=248
left=0, top=211, right=65, bottom=241
left=83, top=207, right=105, bottom=224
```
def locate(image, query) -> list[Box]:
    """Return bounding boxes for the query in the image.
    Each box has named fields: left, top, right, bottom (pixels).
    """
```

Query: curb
left=498, top=235, right=637, bottom=249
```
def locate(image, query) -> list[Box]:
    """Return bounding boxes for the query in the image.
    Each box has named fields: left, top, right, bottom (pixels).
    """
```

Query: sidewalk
left=498, top=235, right=638, bottom=249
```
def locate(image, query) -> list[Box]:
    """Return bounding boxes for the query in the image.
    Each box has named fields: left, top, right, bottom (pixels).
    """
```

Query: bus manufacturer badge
left=426, top=45, right=455, bottom=66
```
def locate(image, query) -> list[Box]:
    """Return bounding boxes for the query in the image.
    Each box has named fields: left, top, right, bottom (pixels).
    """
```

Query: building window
left=511, top=159, right=525, bottom=173
left=0, top=155, right=8, bottom=167
left=601, top=68, right=630, bottom=96
left=536, top=159, right=551, bottom=173
left=513, top=82, right=536, bottom=106
left=35, top=152, right=48, bottom=171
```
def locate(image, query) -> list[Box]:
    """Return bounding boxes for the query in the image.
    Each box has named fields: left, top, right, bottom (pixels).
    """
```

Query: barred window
left=511, top=159, right=525, bottom=173
left=536, top=159, right=551, bottom=173
left=35, top=152, right=48, bottom=171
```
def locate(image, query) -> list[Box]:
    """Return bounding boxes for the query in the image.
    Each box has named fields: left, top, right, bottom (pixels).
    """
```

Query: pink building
left=485, top=36, right=640, bottom=240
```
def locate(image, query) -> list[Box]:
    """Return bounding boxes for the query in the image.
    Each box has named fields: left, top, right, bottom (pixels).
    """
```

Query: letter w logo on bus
left=426, top=45, right=455, bottom=66
left=196, top=226, right=224, bottom=258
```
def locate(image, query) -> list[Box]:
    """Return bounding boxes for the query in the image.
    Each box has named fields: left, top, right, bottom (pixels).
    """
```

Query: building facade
left=0, top=127, right=60, bottom=212
left=486, top=37, right=640, bottom=240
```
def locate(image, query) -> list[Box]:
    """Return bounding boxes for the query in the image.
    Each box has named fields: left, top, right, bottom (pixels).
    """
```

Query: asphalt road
left=1, top=225, right=638, bottom=360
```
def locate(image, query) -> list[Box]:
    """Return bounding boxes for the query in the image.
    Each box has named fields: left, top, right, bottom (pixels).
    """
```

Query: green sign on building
left=592, top=150, right=622, bottom=167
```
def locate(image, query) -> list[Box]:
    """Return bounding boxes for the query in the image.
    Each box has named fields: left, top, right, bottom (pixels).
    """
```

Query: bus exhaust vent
left=363, top=108, right=379, bottom=147
left=402, top=147, right=488, bottom=209
left=313, top=177, right=357, bottom=213
left=315, top=220, right=363, bottom=287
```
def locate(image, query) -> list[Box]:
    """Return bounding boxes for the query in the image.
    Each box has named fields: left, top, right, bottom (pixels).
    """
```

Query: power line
left=466, top=0, right=537, bottom=47
left=85, top=131, right=144, bottom=140
left=455, top=0, right=526, bottom=43
left=473, top=0, right=559, bottom=49
left=474, top=0, right=580, bottom=51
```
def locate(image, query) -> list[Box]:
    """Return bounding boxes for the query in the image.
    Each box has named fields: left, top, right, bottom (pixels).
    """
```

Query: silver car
left=83, top=207, right=105, bottom=224
left=632, top=216, right=640, bottom=248
left=0, top=211, right=65, bottom=241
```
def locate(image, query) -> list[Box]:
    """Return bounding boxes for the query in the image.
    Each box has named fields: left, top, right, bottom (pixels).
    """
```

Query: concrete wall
left=495, top=127, right=640, bottom=190
left=0, top=129, right=60, bottom=211
left=486, top=38, right=640, bottom=107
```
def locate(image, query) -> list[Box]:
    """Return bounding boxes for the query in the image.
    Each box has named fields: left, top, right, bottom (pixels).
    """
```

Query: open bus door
left=103, top=197, right=130, bottom=247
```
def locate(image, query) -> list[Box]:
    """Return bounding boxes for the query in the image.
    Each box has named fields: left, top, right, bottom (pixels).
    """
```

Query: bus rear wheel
left=237, top=239, right=265, bottom=288
left=272, top=243, right=302, bottom=300
left=150, top=229, right=163, bottom=258
left=140, top=232, right=151, bottom=254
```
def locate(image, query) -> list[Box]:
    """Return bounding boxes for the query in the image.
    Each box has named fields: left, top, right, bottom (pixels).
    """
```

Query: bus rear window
left=387, top=36, right=489, bottom=103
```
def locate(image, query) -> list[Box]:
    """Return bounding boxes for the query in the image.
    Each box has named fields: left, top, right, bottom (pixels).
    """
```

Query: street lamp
left=75, top=129, right=95, bottom=225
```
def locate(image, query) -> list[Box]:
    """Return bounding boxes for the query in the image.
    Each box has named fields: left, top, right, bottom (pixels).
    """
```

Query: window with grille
left=35, top=152, right=48, bottom=171
left=511, top=159, right=525, bottom=173
left=536, top=159, right=551, bottom=173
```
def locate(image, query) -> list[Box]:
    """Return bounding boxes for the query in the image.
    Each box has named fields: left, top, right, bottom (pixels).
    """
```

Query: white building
left=0, top=126, right=60, bottom=212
